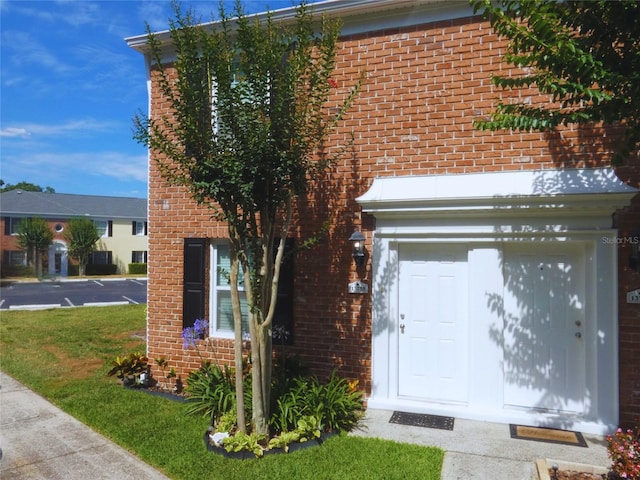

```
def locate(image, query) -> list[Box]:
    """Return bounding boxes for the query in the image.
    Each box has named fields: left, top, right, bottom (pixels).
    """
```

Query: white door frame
left=358, top=168, right=637, bottom=435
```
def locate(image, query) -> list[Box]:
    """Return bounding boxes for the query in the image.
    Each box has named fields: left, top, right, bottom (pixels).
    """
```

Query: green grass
left=0, top=305, right=444, bottom=479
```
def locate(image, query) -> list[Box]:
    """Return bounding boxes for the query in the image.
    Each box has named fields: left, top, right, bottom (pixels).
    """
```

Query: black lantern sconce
left=349, top=230, right=366, bottom=267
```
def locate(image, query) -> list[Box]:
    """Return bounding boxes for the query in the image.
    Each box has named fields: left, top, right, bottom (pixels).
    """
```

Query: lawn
left=0, top=305, right=443, bottom=479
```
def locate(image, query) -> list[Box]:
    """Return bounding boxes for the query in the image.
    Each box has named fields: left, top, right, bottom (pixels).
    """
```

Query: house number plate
left=627, top=289, right=640, bottom=304
left=348, top=281, right=368, bottom=294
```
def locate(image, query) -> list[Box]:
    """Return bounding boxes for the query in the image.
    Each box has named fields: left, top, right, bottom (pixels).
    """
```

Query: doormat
left=389, top=411, right=455, bottom=430
left=509, top=424, right=588, bottom=448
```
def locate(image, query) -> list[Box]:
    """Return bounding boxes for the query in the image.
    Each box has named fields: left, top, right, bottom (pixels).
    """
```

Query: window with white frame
left=4, top=250, right=27, bottom=265
left=205, top=239, right=294, bottom=343
left=4, top=217, right=24, bottom=235
left=132, top=221, right=147, bottom=236
left=210, top=242, right=249, bottom=338
left=94, top=220, right=109, bottom=237
left=131, top=251, right=147, bottom=263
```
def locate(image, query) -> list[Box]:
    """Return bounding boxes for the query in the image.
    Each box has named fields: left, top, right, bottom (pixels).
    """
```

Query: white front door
left=502, top=244, right=586, bottom=414
left=398, top=244, right=469, bottom=404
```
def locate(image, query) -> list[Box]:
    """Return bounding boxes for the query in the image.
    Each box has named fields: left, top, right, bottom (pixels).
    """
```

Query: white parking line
left=64, top=298, right=74, bottom=307
left=9, top=304, right=61, bottom=310
left=0, top=299, right=4, bottom=308
left=93, top=280, right=104, bottom=287
left=83, top=301, right=129, bottom=307
left=122, top=296, right=139, bottom=304
left=129, top=280, right=145, bottom=286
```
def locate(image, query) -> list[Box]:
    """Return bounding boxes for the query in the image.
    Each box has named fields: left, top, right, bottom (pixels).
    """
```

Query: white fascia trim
left=125, top=0, right=472, bottom=55
left=357, top=168, right=639, bottom=220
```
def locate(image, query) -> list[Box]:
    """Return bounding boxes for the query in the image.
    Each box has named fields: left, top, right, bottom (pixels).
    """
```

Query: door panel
left=398, top=244, right=469, bottom=404
left=502, top=244, right=586, bottom=414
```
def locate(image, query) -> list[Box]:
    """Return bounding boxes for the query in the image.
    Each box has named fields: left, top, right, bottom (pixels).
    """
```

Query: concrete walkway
left=353, top=409, right=609, bottom=480
left=0, top=370, right=609, bottom=480
left=0, top=371, right=169, bottom=480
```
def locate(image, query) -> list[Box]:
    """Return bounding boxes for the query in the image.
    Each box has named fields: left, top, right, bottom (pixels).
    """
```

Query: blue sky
left=0, top=0, right=302, bottom=198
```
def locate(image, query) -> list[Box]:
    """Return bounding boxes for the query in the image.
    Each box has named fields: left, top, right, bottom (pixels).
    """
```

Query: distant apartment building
left=1, top=190, right=147, bottom=276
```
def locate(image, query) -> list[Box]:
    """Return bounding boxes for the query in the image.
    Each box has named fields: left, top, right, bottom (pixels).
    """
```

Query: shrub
left=128, top=263, right=147, bottom=275
left=271, top=370, right=364, bottom=434
left=184, top=361, right=251, bottom=425
left=107, top=352, right=149, bottom=386
left=86, top=264, right=117, bottom=275
left=607, top=426, right=640, bottom=479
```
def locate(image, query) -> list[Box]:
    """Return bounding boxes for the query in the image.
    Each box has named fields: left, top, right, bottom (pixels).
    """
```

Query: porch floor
left=352, top=409, right=609, bottom=480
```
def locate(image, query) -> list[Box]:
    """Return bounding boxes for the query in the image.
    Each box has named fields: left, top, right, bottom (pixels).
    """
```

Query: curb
left=536, top=458, right=609, bottom=480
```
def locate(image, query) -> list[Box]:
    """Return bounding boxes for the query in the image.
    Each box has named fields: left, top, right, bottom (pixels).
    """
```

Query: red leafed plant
left=606, top=426, right=640, bottom=479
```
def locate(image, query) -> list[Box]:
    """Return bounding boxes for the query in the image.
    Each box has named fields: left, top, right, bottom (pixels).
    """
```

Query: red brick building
left=127, top=0, right=640, bottom=433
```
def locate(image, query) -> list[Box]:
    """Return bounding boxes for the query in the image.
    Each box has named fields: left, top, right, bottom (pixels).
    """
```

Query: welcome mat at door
left=509, top=424, right=588, bottom=447
left=389, top=411, right=455, bottom=431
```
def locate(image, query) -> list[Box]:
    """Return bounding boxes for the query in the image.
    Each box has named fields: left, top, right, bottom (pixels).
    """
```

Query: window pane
left=216, top=291, right=248, bottom=333
left=216, top=244, right=244, bottom=287
left=95, top=220, right=107, bottom=237
left=135, top=222, right=145, bottom=235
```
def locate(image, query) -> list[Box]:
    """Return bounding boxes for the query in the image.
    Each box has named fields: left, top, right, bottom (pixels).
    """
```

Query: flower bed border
left=203, top=427, right=336, bottom=459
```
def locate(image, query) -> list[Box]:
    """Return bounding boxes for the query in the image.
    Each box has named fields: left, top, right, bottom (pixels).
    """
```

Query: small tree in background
left=16, top=217, right=53, bottom=277
left=64, top=217, right=100, bottom=276
left=134, top=0, right=364, bottom=435
left=472, top=0, right=640, bottom=164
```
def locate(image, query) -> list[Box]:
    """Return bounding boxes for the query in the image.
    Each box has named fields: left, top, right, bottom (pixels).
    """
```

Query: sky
left=0, top=0, right=305, bottom=198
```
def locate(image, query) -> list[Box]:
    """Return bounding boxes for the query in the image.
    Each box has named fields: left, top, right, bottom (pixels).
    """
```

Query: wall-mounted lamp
left=349, top=230, right=366, bottom=267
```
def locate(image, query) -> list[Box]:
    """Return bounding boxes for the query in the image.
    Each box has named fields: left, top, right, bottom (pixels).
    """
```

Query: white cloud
left=1, top=119, right=118, bottom=139
left=0, top=127, right=30, bottom=138
left=2, top=151, right=148, bottom=184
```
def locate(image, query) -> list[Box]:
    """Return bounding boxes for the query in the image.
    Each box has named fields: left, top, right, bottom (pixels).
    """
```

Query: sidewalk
left=0, top=371, right=169, bottom=480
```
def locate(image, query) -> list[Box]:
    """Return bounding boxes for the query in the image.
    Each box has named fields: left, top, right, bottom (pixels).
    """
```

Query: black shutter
left=273, top=238, right=294, bottom=345
left=144, top=251, right=148, bottom=263
left=183, top=238, right=206, bottom=329
left=144, top=222, right=148, bottom=235
left=132, top=221, right=136, bottom=235
left=4, top=217, right=10, bottom=235
left=108, top=220, right=113, bottom=237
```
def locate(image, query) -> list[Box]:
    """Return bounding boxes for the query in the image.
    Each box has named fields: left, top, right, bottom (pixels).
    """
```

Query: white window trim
left=209, top=242, right=248, bottom=339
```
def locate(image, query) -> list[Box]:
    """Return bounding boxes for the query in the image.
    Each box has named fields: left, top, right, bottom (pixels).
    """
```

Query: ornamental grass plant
left=0, top=305, right=444, bottom=480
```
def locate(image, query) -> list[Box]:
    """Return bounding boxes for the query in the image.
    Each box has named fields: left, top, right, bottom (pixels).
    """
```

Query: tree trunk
left=229, top=253, right=246, bottom=433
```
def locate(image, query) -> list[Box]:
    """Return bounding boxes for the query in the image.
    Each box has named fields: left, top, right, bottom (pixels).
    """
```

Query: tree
left=134, top=1, right=363, bottom=435
left=16, top=217, right=53, bottom=277
left=0, top=180, right=55, bottom=193
left=64, top=218, right=101, bottom=276
left=472, top=0, right=640, bottom=164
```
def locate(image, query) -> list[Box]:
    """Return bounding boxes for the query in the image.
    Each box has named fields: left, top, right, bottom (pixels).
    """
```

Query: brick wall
left=146, top=15, right=640, bottom=426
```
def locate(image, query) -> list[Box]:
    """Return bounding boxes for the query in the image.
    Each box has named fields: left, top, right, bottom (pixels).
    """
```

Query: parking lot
left=0, top=278, right=147, bottom=310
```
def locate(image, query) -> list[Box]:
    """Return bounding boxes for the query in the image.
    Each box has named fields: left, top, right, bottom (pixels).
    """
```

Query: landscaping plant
left=606, top=425, right=640, bottom=479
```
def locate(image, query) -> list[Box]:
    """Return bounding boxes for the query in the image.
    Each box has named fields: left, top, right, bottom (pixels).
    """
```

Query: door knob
left=575, top=332, right=582, bottom=339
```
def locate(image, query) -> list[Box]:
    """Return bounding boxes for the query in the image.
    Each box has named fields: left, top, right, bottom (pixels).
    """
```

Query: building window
left=210, top=242, right=249, bottom=338
left=4, top=250, right=26, bottom=265
left=207, top=240, right=294, bottom=343
left=131, top=251, right=148, bottom=263
left=132, top=221, right=147, bottom=236
left=94, top=220, right=112, bottom=238
left=4, top=217, right=24, bottom=235
left=92, top=251, right=112, bottom=265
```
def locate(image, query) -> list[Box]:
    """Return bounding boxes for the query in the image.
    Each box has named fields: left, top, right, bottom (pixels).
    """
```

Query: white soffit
left=356, top=168, right=639, bottom=219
